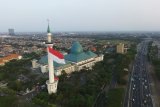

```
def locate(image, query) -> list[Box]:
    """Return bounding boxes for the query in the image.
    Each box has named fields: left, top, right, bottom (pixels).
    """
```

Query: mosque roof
left=65, top=53, right=90, bottom=62
left=64, top=51, right=97, bottom=62
left=65, top=42, right=97, bottom=62
left=70, top=41, right=83, bottom=54
left=86, top=51, right=97, bottom=57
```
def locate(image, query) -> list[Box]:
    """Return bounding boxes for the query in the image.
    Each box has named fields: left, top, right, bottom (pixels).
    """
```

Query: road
left=124, top=40, right=153, bottom=107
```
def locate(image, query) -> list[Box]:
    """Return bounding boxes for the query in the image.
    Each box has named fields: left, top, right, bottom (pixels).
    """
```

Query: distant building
left=116, top=43, right=125, bottom=54
left=39, top=41, right=104, bottom=75
left=0, top=37, right=4, bottom=44
left=8, top=29, right=15, bottom=36
left=3, top=45, right=13, bottom=52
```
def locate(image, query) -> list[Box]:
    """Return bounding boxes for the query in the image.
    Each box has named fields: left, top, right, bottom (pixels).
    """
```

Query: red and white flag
left=48, top=46, right=65, bottom=64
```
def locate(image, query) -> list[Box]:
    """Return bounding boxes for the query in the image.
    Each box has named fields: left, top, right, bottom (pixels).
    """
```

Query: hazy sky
left=0, top=0, right=160, bottom=32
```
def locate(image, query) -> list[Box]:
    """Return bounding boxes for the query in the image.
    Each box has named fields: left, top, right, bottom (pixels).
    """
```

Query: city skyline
left=0, top=0, right=160, bottom=32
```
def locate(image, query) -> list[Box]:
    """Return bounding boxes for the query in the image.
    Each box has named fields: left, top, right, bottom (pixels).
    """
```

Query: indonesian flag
left=48, top=46, right=65, bottom=64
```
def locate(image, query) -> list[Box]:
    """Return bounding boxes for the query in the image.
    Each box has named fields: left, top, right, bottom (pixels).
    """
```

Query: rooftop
left=70, top=41, right=83, bottom=54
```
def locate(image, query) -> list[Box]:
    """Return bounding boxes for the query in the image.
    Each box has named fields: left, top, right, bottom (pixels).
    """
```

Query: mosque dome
left=70, top=41, right=83, bottom=54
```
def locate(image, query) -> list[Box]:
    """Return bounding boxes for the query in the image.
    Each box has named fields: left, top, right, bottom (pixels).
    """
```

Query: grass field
left=106, top=88, right=124, bottom=107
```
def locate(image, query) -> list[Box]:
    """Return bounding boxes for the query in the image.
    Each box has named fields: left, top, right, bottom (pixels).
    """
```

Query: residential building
left=0, top=54, right=22, bottom=66
left=8, top=29, right=15, bottom=36
left=116, top=43, right=125, bottom=54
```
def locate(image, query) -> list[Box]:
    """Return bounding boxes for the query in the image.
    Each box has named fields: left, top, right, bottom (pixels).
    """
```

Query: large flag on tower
left=48, top=46, right=65, bottom=64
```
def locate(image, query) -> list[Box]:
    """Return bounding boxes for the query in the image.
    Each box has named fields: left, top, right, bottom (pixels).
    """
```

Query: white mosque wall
left=95, top=55, right=104, bottom=62
left=41, top=65, right=48, bottom=73
left=32, top=59, right=38, bottom=68
left=56, top=65, right=75, bottom=75
left=39, top=54, right=104, bottom=75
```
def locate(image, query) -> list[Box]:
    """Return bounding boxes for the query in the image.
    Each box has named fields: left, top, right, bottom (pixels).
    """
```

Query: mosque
left=37, top=24, right=103, bottom=77
left=33, top=23, right=104, bottom=94
left=39, top=41, right=103, bottom=76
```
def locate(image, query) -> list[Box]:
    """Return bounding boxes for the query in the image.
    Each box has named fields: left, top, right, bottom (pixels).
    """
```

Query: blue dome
left=70, top=41, right=83, bottom=54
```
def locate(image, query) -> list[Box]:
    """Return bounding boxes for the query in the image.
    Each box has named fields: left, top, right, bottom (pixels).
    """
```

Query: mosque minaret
left=45, top=23, right=58, bottom=94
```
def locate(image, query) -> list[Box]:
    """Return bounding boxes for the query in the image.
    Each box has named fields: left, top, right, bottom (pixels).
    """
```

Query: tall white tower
left=46, top=22, right=58, bottom=94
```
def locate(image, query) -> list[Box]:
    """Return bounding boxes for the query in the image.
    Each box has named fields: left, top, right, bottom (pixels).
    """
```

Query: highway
left=124, top=41, right=153, bottom=107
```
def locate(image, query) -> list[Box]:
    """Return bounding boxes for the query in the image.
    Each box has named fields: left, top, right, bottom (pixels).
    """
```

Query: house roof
left=0, top=59, right=4, bottom=64
left=0, top=54, right=21, bottom=65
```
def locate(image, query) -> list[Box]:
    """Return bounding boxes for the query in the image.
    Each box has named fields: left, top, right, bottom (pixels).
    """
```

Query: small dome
left=70, top=41, right=83, bottom=54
